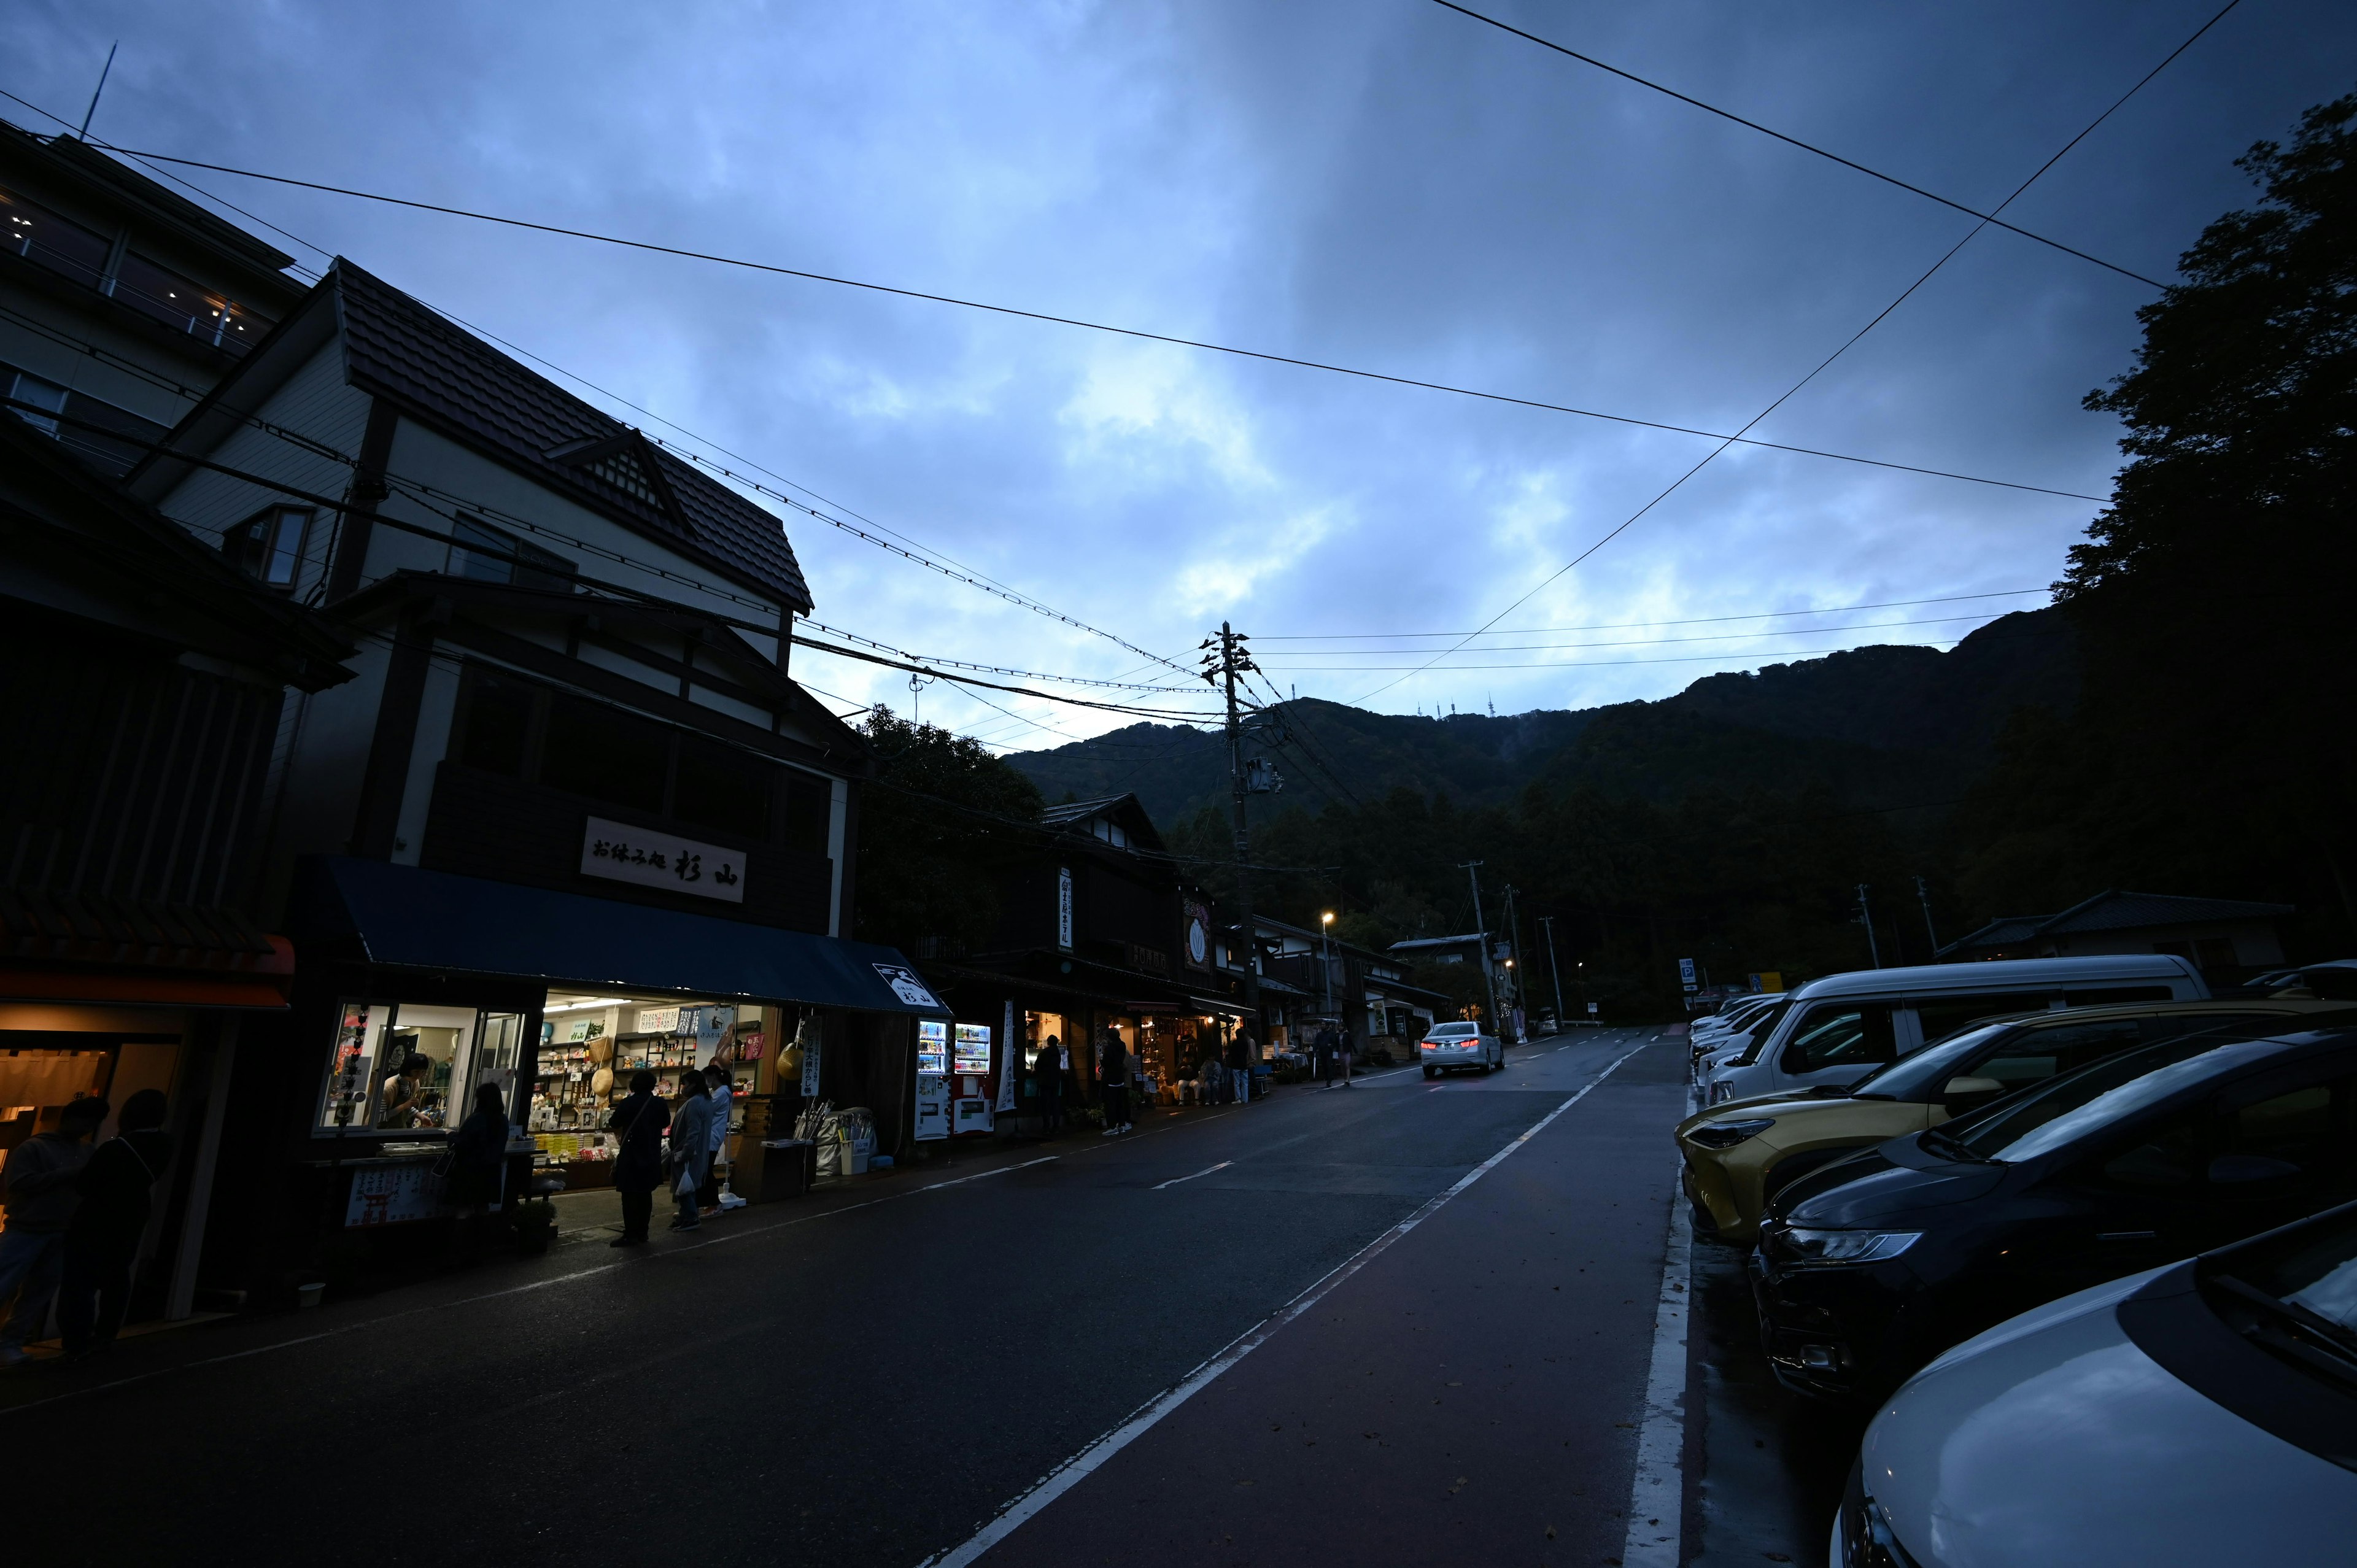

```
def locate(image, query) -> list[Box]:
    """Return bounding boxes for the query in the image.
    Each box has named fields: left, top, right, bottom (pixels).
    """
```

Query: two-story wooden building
left=918, top=794, right=1249, bottom=1127
left=117, top=257, right=944, bottom=1283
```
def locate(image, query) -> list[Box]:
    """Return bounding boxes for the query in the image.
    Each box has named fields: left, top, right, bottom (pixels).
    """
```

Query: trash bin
left=738, top=1138, right=816, bottom=1201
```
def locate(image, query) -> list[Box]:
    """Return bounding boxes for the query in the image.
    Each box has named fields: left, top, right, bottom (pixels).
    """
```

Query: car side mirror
left=1943, top=1076, right=2005, bottom=1099
left=2208, top=1153, right=2303, bottom=1184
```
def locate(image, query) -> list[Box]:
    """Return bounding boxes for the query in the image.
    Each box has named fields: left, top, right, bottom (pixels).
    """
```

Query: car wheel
left=1423, top=1067, right=1437, bottom=1079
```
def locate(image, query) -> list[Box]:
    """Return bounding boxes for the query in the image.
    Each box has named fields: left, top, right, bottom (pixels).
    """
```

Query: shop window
left=455, top=669, right=537, bottom=776
left=449, top=516, right=576, bottom=592
left=541, top=692, right=668, bottom=813
left=673, top=733, right=773, bottom=840
left=783, top=772, right=832, bottom=856
left=222, top=505, right=313, bottom=589
left=0, top=185, right=111, bottom=290
left=314, top=1001, right=484, bottom=1134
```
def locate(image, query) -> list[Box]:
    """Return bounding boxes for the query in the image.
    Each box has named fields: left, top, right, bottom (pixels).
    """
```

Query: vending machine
left=950, top=1021, right=994, bottom=1135
left=914, top=1019, right=950, bottom=1141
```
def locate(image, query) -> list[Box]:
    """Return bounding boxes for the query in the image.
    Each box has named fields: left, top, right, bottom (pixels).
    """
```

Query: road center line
left=1151, top=1160, right=1233, bottom=1190
left=915, top=1035, right=1655, bottom=1568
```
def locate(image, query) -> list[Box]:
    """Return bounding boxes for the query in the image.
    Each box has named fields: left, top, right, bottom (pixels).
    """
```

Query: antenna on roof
left=78, top=42, right=118, bottom=141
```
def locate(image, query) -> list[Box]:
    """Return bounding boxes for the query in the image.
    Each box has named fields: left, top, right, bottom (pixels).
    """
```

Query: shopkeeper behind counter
left=377, top=1054, right=433, bottom=1129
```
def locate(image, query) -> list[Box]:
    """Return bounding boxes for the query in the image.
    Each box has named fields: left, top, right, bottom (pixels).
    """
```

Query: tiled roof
left=2041, top=890, right=2295, bottom=934
left=330, top=260, right=811, bottom=611
left=1039, top=795, right=1134, bottom=828
left=1939, top=892, right=2293, bottom=957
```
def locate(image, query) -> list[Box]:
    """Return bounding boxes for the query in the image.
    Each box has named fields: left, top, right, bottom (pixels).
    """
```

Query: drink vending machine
left=951, top=1022, right=994, bottom=1135
left=914, top=1019, right=950, bottom=1141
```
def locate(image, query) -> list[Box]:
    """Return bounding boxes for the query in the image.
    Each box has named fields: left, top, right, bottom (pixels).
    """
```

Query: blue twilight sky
left=7, top=1, right=2354, bottom=749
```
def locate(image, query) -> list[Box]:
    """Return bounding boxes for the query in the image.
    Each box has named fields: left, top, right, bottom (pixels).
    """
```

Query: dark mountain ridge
left=1007, top=608, right=2076, bottom=828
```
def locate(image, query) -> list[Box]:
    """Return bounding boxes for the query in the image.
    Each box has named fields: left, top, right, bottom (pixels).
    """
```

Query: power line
left=1348, top=2, right=2230, bottom=705
left=1251, top=587, right=2049, bottom=641
left=1256, top=610, right=2008, bottom=659
left=88, top=141, right=2106, bottom=504
left=1427, top=0, right=2211, bottom=292
left=0, top=89, right=1202, bottom=686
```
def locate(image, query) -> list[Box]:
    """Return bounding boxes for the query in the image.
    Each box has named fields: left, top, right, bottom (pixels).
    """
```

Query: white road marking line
left=1151, top=1160, right=1233, bottom=1190
left=1619, top=1179, right=1694, bottom=1568
left=915, top=1039, right=1656, bottom=1568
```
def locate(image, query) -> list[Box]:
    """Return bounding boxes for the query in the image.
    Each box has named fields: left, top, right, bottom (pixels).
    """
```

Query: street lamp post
left=1539, top=914, right=1567, bottom=1033
left=1322, top=911, right=1349, bottom=1087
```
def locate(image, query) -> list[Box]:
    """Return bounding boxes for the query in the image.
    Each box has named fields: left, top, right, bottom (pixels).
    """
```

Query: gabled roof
left=330, top=262, right=811, bottom=610
left=130, top=260, right=813, bottom=612
left=1039, top=793, right=1169, bottom=857
left=1937, top=890, right=2294, bottom=957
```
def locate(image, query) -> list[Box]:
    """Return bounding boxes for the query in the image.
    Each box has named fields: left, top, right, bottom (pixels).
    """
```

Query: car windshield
left=1948, top=1035, right=2285, bottom=1162
left=2213, top=1203, right=2357, bottom=1338
left=1725, top=998, right=1793, bottom=1063
left=1848, top=1022, right=2019, bottom=1100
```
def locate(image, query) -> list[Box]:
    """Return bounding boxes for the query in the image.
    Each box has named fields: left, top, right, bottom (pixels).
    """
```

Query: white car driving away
left=1419, top=1021, right=1502, bottom=1077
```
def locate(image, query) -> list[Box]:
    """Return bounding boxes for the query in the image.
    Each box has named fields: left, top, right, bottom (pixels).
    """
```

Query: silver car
left=1418, top=1021, right=1502, bottom=1077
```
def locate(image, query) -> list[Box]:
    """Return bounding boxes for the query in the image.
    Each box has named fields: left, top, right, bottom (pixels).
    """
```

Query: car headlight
left=1779, top=1227, right=1921, bottom=1266
left=1686, top=1117, right=1774, bottom=1149
left=1840, top=1461, right=1924, bottom=1568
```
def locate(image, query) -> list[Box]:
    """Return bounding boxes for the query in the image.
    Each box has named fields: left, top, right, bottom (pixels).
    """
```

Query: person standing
left=1036, top=1035, right=1065, bottom=1137
left=1099, top=1030, right=1132, bottom=1135
left=699, top=1065, right=732, bottom=1215
left=56, top=1091, right=172, bottom=1360
left=667, top=1069, right=714, bottom=1232
left=1314, top=1024, right=1337, bottom=1086
left=0, top=1096, right=104, bottom=1368
left=1227, top=1028, right=1253, bottom=1106
left=1339, top=1024, right=1357, bottom=1088
left=608, top=1072, right=668, bottom=1247
left=444, top=1082, right=509, bottom=1262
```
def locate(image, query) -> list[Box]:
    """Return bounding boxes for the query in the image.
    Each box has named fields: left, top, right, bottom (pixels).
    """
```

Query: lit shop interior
left=1, top=1010, right=188, bottom=1154
left=314, top=989, right=815, bottom=1188
left=529, top=991, right=810, bottom=1187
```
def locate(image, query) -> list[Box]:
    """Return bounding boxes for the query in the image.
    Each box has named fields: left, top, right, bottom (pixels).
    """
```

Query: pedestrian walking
left=1100, top=1030, right=1132, bottom=1135
left=608, top=1072, right=668, bottom=1247
left=1227, top=1028, right=1253, bottom=1105
left=667, top=1068, right=714, bottom=1232
left=1036, top=1035, right=1065, bottom=1135
left=1340, top=1025, right=1357, bottom=1087
left=444, top=1081, right=509, bottom=1261
left=59, top=1089, right=172, bottom=1361
left=699, top=1064, right=732, bottom=1215
left=0, top=1095, right=104, bottom=1368
left=1314, top=1024, right=1337, bottom=1086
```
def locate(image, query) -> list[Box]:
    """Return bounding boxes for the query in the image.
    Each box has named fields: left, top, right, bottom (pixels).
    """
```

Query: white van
left=1701, top=955, right=2207, bottom=1105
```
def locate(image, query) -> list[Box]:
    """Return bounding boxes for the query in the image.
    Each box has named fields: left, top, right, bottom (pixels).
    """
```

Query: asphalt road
left=0, top=1027, right=1689, bottom=1567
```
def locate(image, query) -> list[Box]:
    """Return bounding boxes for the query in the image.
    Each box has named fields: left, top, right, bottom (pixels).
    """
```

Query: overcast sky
left=9, top=1, right=2353, bottom=747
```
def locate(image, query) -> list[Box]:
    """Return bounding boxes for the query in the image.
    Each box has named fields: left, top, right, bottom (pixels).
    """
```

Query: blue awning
left=303, top=857, right=948, bottom=1016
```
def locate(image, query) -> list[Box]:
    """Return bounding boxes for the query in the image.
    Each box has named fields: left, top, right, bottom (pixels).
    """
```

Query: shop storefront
left=260, top=856, right=945, bottom=1278
left=1, top=904, right=296, bottom=1323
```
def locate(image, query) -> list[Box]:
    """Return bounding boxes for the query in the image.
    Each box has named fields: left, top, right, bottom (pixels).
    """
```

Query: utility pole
left=1502, top=884, right=1527, bottom=1043
left=1202, top=624, right=1261, bottom=1032
left=1539, top=914, right=1566, bottom=1030
left=1857, top=883, right=1883, bottom=968
left=1461, top=861, right=1503, bottom=1038
left=1915, top=875, right=1940, bottom=956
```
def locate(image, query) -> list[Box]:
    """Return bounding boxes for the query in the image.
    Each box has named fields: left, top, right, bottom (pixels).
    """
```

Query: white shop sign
left=580, top=817, right=745, bottom=903
left=346, top=1164, right=450, bottom=1227
left=1056, top=866, right=1074, bottom=951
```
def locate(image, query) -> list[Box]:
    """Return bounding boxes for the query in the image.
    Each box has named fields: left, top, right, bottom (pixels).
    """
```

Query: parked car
left=1751, top=1021, right=2357, bottom=1403
left=2231, top=958, right=2357, bottom=1000
left=1838, top=1198, right=2357, bottom=1566
left=1418, top=1021, right=1503, bottom=1076
left=1695, top=998, right=1794, bottom=1080
left=1691, top=992, right=1782, bottom=1052
left=1676, top=998, right=2347, bottom=1245
left=1702, top=954, right=2207, bottom=1106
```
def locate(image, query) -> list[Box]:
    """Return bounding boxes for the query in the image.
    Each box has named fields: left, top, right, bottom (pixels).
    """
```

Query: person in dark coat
left=1035, top=1035, right=1065, bottom=1136
left=1099, top=1032, right=1132, bottom=1135
left=1226, top=1028, right=1253, bottom=1105
left=608, top=1072, right=670, bottom=1247
left=667, top=1069, right=714, bottom=1232
left=1314, top=1025, right=1338, bottom=1085
left=59, top=1091, right=169, bottom=1360
left=446, top=1082, right=509, bottom=1260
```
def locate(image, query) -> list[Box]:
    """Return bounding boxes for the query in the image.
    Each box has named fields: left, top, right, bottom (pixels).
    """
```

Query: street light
left=1320, top=913, right=1342, bottom=1087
